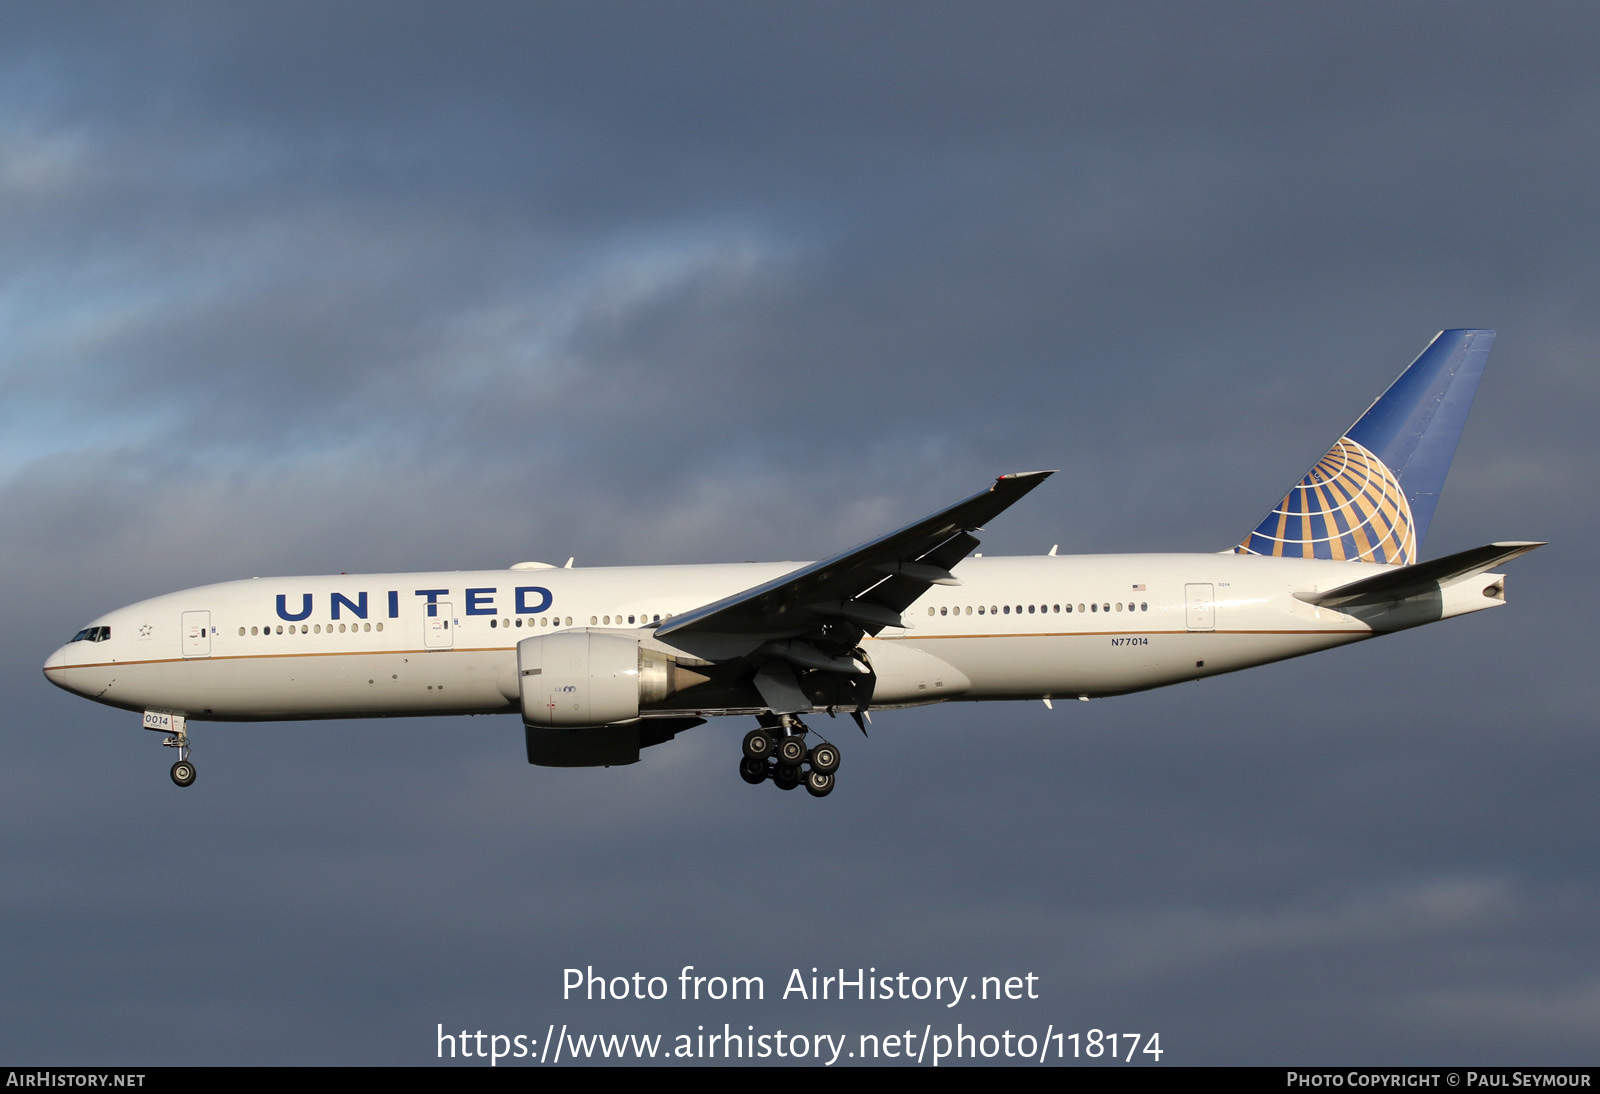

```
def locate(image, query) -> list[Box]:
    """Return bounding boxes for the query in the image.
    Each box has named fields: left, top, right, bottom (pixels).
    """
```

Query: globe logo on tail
left=1235, top=436, right=1415, bottom=565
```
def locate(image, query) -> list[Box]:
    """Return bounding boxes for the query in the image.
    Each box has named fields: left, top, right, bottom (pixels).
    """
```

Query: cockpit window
left=69, top=626, right=110, bottom=643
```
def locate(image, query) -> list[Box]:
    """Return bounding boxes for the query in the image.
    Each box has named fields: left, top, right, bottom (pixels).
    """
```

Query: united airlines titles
left=273, top=586, right=553, bottom=621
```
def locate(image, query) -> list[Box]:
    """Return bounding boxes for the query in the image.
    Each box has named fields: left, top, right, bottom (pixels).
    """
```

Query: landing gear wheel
left=808, top=743, right=840, bottom=775
left=777, top=735, right=807, bottom=767
left=738, top=757, right=768, bottom=785
left=170, top=760, right=196, bottom=787
left=804, top=770, right=834, bottom=797
left=742, top=729, right=774, bottom=760
left=772, top=765, right=801, bottom=791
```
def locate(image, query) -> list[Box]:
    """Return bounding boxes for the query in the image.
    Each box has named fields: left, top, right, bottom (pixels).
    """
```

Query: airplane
left=44, top=329, right=1541, bottom=797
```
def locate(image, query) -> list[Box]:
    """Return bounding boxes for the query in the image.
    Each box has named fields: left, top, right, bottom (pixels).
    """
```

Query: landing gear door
left=1184, top=584, right=1215, bottom=631
left=181, top=611, right=212, bottom=657
left=424, top=602, right=454, bottom=649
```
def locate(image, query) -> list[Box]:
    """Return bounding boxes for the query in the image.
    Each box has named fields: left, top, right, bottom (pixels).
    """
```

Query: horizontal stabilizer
left=1297, top=541, right=1545, bottom=609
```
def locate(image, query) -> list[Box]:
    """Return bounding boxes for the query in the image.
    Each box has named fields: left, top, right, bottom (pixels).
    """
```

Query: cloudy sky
left=3, top=3, right=1595, bottom=1065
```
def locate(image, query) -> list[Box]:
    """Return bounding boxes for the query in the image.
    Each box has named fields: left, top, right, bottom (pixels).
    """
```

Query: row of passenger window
left=239, top=613, right=667, bottom=638
left=241, top=622, right=386, bottom=636
left=490, top=614, right=670, bottom=628
left=929, top=601, right=1150, bottom=617
left=237, top=600, right=1150, bottom=639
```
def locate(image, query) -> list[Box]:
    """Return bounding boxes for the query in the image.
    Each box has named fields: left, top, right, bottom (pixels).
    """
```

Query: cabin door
left=1184, top=584, right=1215, bottom=631
left=424, top=602, right=454, bottom=649
left=181, top=611, right=212, bottom=657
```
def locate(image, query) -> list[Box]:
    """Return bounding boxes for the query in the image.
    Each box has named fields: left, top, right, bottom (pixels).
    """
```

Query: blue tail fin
left=1235, top=329, right=1494, bottom=565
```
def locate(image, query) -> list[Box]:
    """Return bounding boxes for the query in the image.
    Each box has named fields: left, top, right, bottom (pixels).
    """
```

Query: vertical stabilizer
left=1235, top=329, right=1494, bottom=565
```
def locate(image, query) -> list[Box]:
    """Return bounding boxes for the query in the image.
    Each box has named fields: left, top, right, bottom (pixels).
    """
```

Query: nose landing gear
left=144, top=711, right=196, bottom=788
left=165, top=731, right=195, bottom=787
left=736, top=714, right=842, bottom=798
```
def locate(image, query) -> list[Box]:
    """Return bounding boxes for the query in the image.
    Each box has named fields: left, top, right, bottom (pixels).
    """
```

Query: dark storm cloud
left=8, top=3, right=1597, bottom=517
left=2, top=2, right=1597, bottom=1064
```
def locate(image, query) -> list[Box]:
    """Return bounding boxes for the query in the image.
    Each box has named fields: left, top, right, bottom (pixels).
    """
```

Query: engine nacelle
left=517, top=631, right=703, bottom=728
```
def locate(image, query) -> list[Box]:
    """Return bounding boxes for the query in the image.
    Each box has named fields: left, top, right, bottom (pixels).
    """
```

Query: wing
left=653, top=472, right=1053, bottom=708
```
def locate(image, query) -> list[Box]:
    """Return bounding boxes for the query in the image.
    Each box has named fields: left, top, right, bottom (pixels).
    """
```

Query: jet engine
left=516, top=631, right=707, bottom=728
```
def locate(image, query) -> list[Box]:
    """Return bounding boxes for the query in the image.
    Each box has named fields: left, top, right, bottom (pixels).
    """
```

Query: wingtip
left=990, top=470, right=1056, bottom=494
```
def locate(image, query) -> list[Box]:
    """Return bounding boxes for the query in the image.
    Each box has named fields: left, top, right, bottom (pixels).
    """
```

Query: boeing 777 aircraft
left=45, top=330, right=1540, bottom=796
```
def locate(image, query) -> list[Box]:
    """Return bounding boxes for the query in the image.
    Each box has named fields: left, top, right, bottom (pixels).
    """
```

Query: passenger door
left=181, top=611, right=212, bottom=657
left=1184, top=584, right=1215, bottom=631
left=424, top=602, right=454, bottom=649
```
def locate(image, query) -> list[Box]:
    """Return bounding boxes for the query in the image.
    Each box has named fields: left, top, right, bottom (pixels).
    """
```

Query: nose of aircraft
left=42, top=645, right=78, bottom=693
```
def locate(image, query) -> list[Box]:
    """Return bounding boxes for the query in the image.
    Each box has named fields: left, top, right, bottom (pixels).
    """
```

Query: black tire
left=773, top=765, right=801, bottom=791
left=777, top=735, right=807, bottom=767
left=738, top=757, right=767, bottom=785
left=808, top=743, right=840, bottom=775
left=742, top=729, right=774, bottom=760
left=804, top=770, right=834, bottom=798
left=170, top=760, right=196, bottom=788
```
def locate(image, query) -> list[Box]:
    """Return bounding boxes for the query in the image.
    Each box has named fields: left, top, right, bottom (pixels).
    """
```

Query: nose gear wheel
left=162, top=728, right=196, bottom=789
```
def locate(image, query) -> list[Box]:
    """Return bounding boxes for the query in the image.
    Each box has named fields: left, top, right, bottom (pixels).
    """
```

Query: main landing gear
left=739, top=715, right=840, bottom=798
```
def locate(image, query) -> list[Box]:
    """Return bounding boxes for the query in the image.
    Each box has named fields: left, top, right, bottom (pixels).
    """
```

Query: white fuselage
left=42, top=552, right=1506, bottom=724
